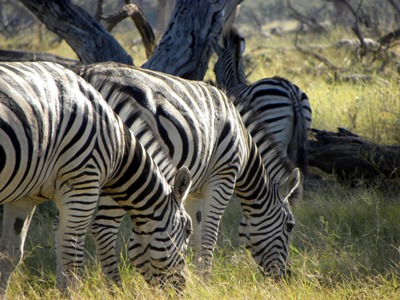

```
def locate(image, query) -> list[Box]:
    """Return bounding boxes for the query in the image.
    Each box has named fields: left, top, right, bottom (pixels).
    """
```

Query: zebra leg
left=54, top=189, right=99, bottom=292
left=185, top=181, right=235, bottom=278
left=91, top=195, right=126, bottom=285
left=0, top=200, right=36, bottom=295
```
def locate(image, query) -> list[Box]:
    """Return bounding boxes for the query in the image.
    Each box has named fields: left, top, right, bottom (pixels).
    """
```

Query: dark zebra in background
left=80, top=62, right=302, bottom=281
left=213, top=27, right=312, bottom=173
left=0, top=62, right=192, bottom=294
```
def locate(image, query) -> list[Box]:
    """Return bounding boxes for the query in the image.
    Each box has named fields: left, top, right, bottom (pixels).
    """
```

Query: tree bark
left=19, top=0, right=240, bottom=80
left=101, top=4, right=156, bottom=59
left=19, top=0, right=133, bottom=65
left=287, top=0, right=327, bottom=33
left=155, top=0, right=175, bottom=37
left=308, top=128, right=400, bottom=182
left=142, top=0, right=241, bottom=80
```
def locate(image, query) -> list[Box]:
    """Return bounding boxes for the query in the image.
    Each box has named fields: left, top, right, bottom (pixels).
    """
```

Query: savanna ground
left=1, top=20, right=400, bottom=299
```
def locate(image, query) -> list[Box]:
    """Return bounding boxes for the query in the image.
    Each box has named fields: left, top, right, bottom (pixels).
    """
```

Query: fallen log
left=308, top=128, right=400, bottom=183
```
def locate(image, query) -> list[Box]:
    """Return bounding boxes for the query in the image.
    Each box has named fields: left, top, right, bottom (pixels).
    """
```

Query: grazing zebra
left=80, top=62, right=302, bottom=281
left=213, top=27, right=312, bottom=173
left=0, top=62, right=192, bottom=294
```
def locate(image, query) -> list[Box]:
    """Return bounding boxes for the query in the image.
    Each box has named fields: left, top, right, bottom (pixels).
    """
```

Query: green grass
left=1, top=21, right=400, bottom=299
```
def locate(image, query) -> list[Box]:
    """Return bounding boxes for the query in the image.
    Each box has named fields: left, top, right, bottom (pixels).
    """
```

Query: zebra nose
left=264, top=260, right=288, bottom=281
left=146, top=273, right=186, bottom=292
left=284, top=267, right=292, bottom=280
left=170, top=275, right=186, bottom=294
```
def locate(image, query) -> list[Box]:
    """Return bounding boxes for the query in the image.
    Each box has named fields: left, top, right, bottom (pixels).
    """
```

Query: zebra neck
left=228, top=83, right=248, bottom=98
left=226, top=55, right=247, bottom=88
left=104, top=128, right=171, bottom=211
left=234, top=139, right=271, bottom=205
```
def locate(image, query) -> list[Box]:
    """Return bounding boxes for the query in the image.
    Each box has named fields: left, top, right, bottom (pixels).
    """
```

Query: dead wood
left=286, top=0, right=328, bottom=34
left=142, top=0, right=241, bottom=80
left=294, top=31, right=339, bottom=72
left=100, top=4, right=156, bottom=59
left=308, top=128, right=400, bottom=182
left=19, top=0, right=240, bottom=81
left=19, top=0, right=133, bottom=65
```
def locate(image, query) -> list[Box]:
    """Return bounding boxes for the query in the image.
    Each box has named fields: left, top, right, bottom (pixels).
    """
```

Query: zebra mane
left=80, top=63, right=173, bottom=179
left=218, top=27, right=248, bottom=86
left=233, top=95, right=302, bottom=206
left=270, top=76, right=292, bottom=85
left=221, top=26, right=243, bottom=52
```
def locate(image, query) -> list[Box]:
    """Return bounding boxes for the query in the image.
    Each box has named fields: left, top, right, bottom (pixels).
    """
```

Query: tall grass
left=1, top=22, right=400, bottom=299
left=3, top=181, right=399, bottom=299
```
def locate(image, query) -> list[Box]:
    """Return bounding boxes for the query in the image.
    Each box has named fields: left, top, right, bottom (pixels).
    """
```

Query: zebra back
left=274, top=76, right=311, bottom=172
left=213, top=27, right=247, bottom=88
left=213, top=27, right=312, bottom=174
left=80, top=62, right=301, bottom=281
left=81, top=62, right=247, bottom=191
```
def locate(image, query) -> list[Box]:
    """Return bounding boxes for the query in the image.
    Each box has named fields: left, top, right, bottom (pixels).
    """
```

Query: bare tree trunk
left=142, top=0, right=241, bottom=80
left=155, top=0, right=175, bottom=37
left=19, top=0, right=240, bottom=80
left=19, top=0, right=133, bottom=65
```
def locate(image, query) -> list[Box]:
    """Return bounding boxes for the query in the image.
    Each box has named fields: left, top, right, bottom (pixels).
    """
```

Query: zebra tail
left=291, top=93, right=310, bottom=176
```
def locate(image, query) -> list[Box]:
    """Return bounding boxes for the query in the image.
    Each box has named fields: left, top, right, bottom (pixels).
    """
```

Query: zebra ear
left=173, top=166, right=192, bottom=204
left=239, top=36, right=246, bottom=54
left=278, top=168, right=301, bottom=202
left=211, top=36, right=224, bottom=57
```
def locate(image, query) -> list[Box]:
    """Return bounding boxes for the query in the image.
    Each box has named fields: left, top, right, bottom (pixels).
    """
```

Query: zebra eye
left=286, top=221, right=295, bottom=233
left=185, top=223, right=193, bottom=237
left=185, top=218, right=193, bottom=237
left=240, top=37, right=246, bottom=54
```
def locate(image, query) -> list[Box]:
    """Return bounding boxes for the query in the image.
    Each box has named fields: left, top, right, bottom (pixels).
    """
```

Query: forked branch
left=100, top=3, right=156, bottom=59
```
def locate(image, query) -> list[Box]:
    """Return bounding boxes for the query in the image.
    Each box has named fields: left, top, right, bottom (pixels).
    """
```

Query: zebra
left=0, top=61, right=192, bottom=294
left=213, top=27, right=312, bottom=173
left=80, top=62, right=302, bottom=281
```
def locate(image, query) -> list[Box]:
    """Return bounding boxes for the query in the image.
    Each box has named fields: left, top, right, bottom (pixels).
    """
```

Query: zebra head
left=128, top=166, right=192, bottom=290
left=238, top=167, right=301, bottom=280
left=213, top=26, right=247, bottom=90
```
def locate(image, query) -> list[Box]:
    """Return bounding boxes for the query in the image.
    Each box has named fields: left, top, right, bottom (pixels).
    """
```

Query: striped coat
left=0, top=62, right=192, bottom=294
left=80, top=62, right=301, bottom=281
left=213, top=27, right=312, bottom=173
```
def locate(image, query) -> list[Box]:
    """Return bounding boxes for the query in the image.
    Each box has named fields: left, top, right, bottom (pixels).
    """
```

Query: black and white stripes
left=0, top=62, right=192, bottom=294
left=213, top=27, right=312, bottom=173
left=81, top=62, right=301, bottom=280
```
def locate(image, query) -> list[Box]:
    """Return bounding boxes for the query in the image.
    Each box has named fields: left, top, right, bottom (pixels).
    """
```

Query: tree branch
left=378, top=0, right=400, bottom=47
left=380, top=28, right=400, bottom=46
left=340, top=0, right=370, bottom=57
left=19, top=0, right=133, bottom=65
left=142, top=0, right=241, bottom=80
left=286, top=0, right=327, bottom=33
left=294, top=30, right=339, bottom=71
left=95, top=0, right=104, bottom=21
left=101, top=4, right=155, bottom=59
left=387, top=0, right=400, bottom=17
